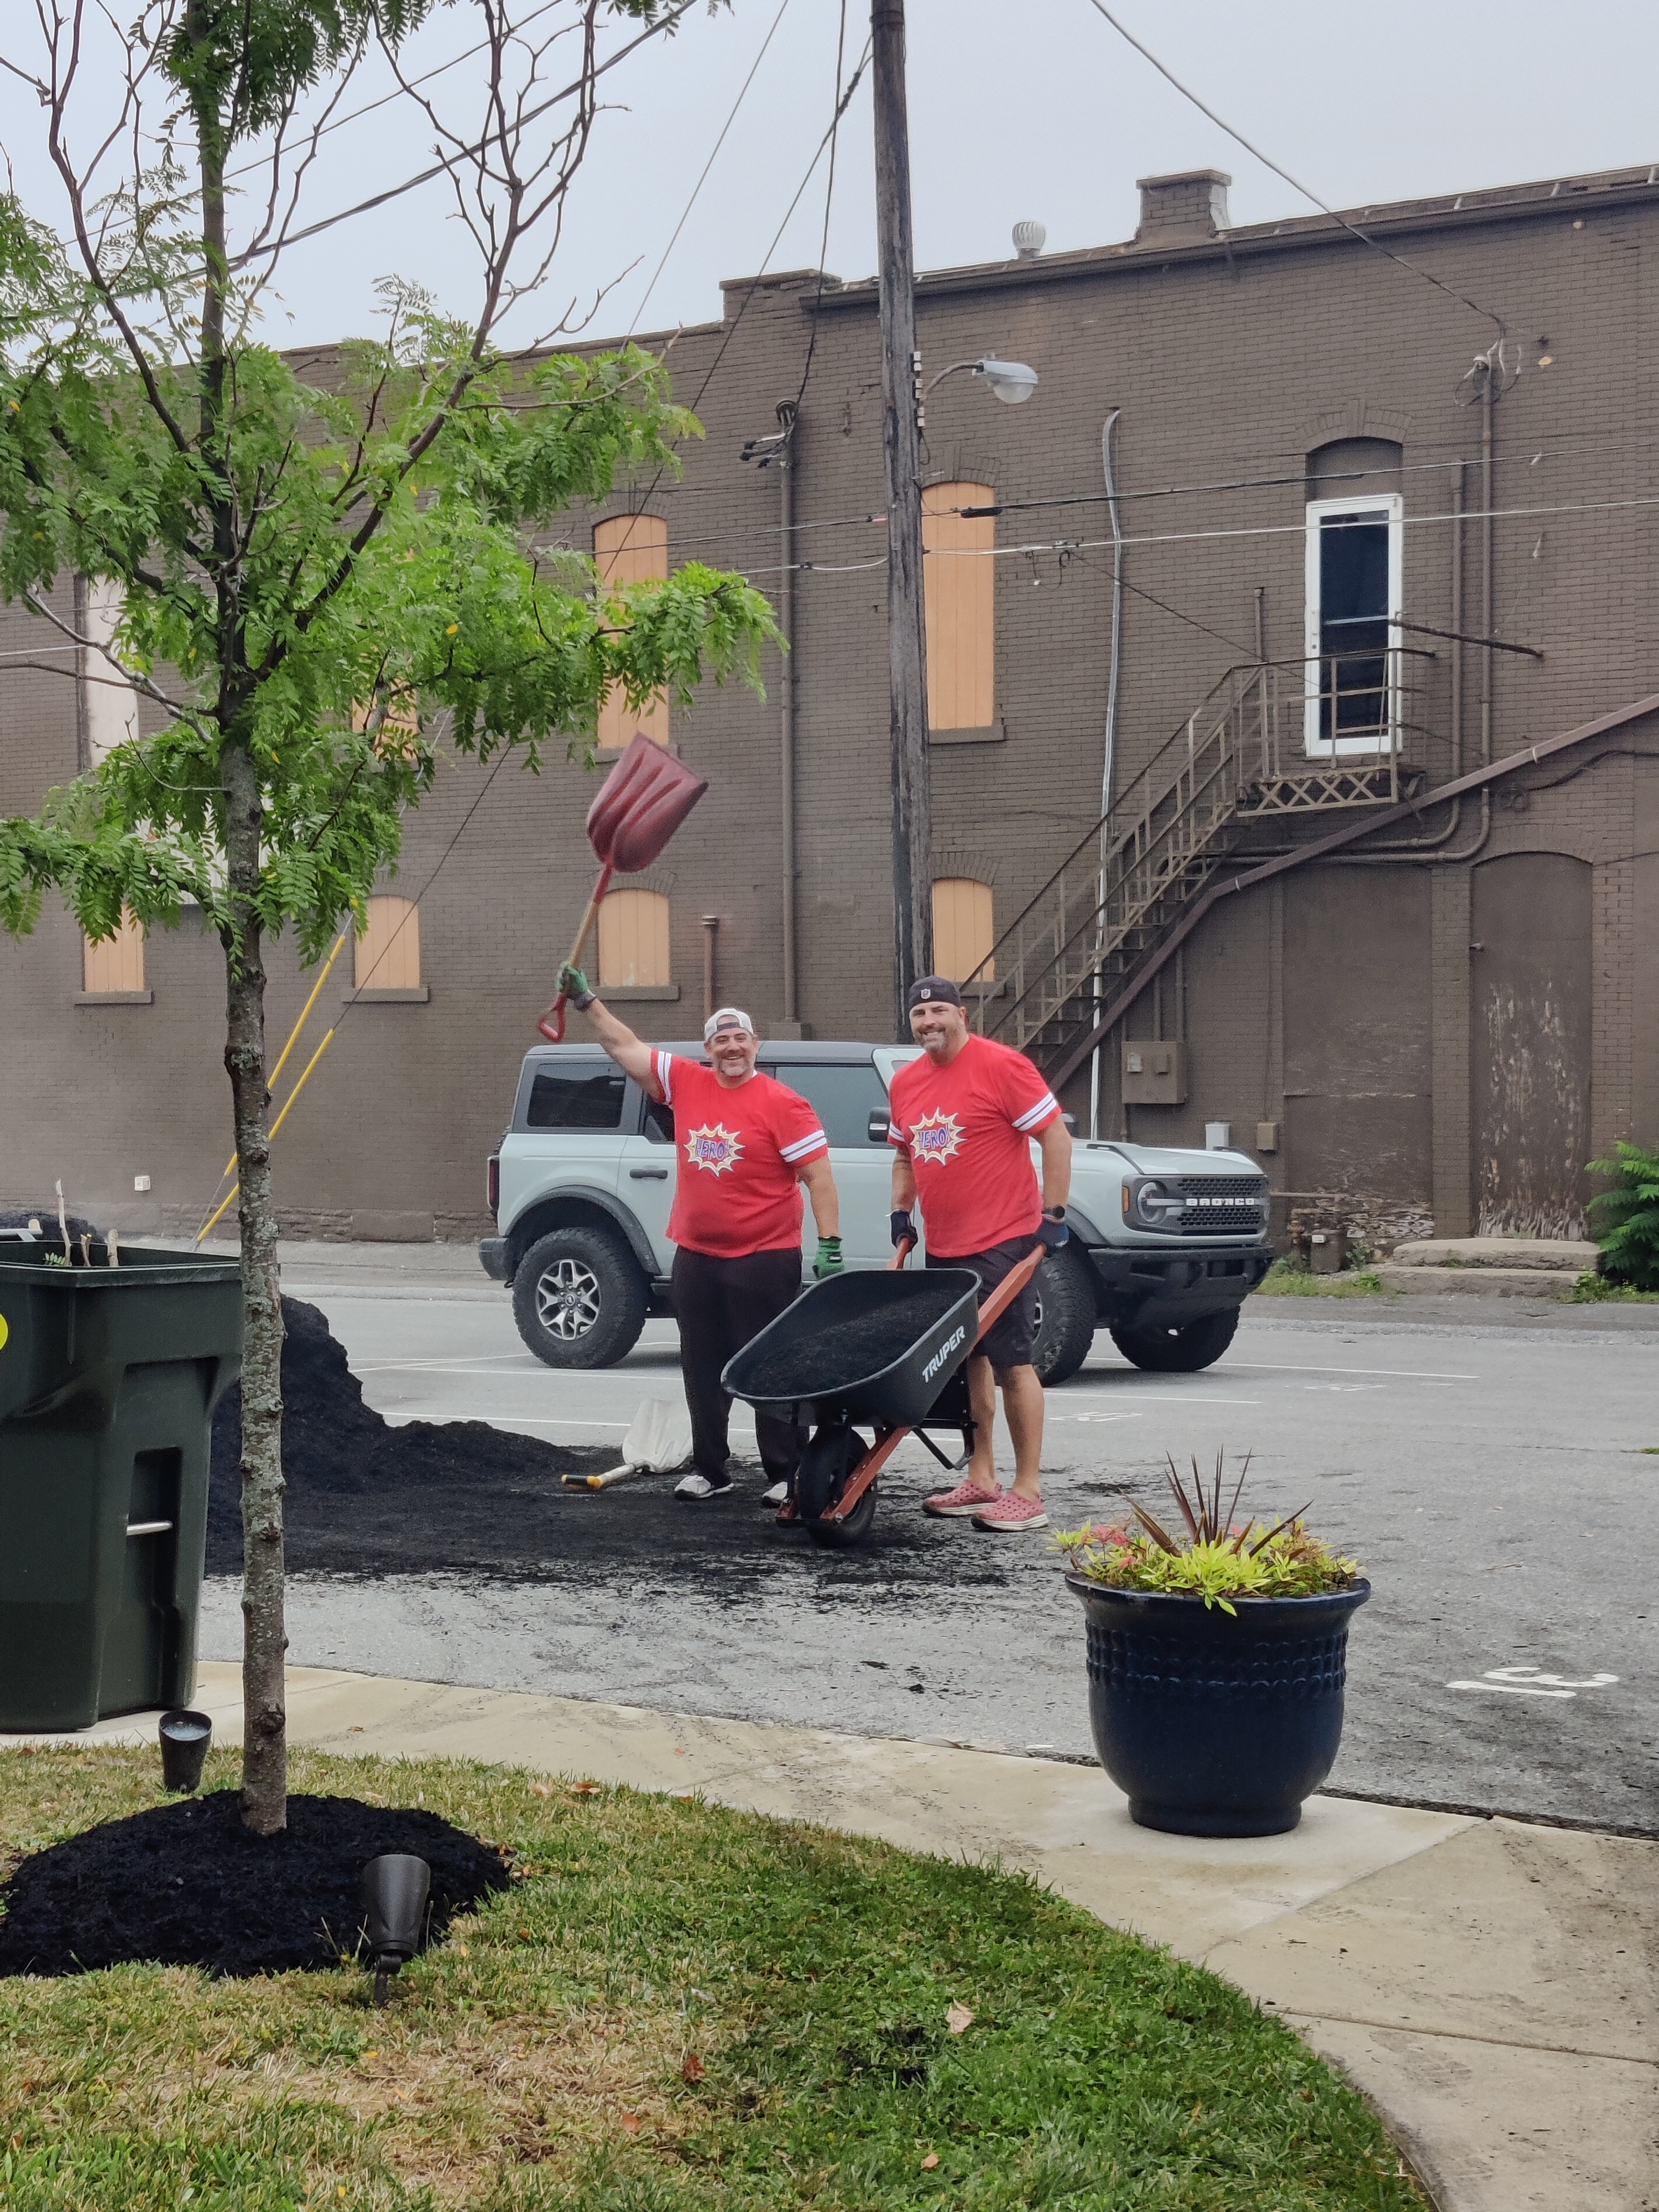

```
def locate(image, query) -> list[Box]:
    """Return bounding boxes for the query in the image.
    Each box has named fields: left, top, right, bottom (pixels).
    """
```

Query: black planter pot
left=1068, top=1574, right=1371, bottom=1837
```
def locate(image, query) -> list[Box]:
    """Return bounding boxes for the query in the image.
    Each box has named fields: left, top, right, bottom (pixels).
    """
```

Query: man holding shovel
left=558, top=970, right=842, bottom=1504
left=888, top=977, right=1072, bottom=1532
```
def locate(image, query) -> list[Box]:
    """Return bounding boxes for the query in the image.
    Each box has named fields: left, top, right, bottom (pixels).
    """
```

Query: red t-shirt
left=887, top=1035, right=1062, bottom=1257
left=653, top=1052, right=827, bottom=1260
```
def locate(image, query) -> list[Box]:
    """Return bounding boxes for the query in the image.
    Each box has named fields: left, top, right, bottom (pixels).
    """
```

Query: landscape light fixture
left=158, top=1709, right=212, bottom=1793
left=361, top=1853, right=431, bottom=2005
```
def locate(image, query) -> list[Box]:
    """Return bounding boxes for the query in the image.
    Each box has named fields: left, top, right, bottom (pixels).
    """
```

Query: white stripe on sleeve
left=654, top=1049, right=674, bottom=1102
left=780, top=1129, right=828, bottom=1162
left=886, top=1120, right=905, bottom=1144
left=1012, top=1091, right=1060, bottom=1131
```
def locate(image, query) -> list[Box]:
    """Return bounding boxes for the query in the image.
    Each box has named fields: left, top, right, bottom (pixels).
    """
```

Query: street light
left=922, top=356, right=1040, bottom=409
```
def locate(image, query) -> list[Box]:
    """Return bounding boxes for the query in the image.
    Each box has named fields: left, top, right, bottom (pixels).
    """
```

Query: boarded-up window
left=931, top=878, right=995, bottom=983
left=922, top=483, right=994, bottom=731
left=598, top=888, right=671, bottom=988
left=83, top=909, right=145, bottom=994
left=79, top=577, right=140, bottom=765
left=355, top=894, right=421, bottom=990
left=594, top=513, right=670, bottom=750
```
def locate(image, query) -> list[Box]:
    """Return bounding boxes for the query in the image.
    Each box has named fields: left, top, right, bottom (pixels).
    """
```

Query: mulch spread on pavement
left=207, top=1298, right=999, bottom=1584
left=0, top=1791, right=509, bottom=1979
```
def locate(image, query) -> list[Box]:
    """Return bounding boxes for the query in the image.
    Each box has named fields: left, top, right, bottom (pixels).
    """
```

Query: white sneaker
left=675, top=1472, right=734, bottom=1501
left=760, top=1481, right=790, bottom=1507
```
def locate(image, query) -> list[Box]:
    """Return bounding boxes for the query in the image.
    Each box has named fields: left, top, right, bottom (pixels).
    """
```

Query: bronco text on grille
left=1173, top=1177, right=1267, bottom=1236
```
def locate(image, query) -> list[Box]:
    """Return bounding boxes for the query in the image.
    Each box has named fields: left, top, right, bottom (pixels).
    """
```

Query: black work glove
left=890, top=1209, right=915, bottom=1248
left=1037, top=1210, right=1070, bottom=1250
left=557, top=962, right=596, bottom=1010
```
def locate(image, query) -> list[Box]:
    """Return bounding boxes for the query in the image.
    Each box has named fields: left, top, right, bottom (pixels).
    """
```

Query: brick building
left=4, top=160, right=1658, bottom=1251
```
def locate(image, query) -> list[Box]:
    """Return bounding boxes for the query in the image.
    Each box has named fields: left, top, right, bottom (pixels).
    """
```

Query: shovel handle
left=538, top=864, right=614, bottom=1041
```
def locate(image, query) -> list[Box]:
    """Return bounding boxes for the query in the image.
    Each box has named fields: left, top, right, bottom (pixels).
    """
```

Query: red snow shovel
left=538, top=731, right=709, bottom=1041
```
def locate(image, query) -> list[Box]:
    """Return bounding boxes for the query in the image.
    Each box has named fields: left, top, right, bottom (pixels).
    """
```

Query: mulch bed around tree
left=0, top=1791, right=509, bottom=1979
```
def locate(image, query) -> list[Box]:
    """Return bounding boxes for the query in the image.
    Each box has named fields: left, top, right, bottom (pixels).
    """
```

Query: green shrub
left=1587, top=1140, right=1659, bottom=1290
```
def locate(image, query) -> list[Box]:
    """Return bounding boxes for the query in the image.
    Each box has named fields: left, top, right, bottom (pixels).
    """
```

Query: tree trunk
left=189, top=16, right=288, bottom=1834
left=223, top=763, right=288, bottom=1835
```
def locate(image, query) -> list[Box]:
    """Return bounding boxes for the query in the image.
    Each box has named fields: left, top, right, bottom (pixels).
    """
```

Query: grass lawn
left=1254, top=1261, right=1392, bottom=1300
left=0, top=1746, right=1424, bottom=2210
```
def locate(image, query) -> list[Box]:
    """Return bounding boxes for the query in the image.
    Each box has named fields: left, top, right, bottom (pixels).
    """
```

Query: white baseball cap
left=703, top=1006, right=756, bottom=1042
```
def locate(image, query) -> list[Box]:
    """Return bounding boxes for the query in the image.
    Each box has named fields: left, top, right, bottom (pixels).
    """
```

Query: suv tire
left=1031, top=1249, right=1099, bottom=1386
left=1109, top=1307, right=1239, bottom=1374
left=513, top=1227, right=648, bottom=1369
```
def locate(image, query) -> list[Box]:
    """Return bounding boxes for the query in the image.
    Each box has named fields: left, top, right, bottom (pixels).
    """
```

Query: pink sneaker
left=971, top=1491, right=1048, bottom=1533
left=923, top=1477, right=1001, bottom=1519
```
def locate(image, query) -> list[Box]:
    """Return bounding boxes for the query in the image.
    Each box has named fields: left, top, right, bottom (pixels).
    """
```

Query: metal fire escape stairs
left=965, top=656, right=1424, bottom=1079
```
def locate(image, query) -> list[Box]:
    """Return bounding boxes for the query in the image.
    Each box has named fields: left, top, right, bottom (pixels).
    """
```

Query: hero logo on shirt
left=685, top=1121, right=744, bottom=1176
left=908, top=1109, right=964, bottom=1167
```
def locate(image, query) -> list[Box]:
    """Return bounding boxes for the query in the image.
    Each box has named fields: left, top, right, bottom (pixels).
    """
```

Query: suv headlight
left=1121, top=1177, right=1188, bottom=1229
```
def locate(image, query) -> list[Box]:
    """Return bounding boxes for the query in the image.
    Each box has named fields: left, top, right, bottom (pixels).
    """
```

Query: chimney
left=1134, top=169, right=1232, bottom=246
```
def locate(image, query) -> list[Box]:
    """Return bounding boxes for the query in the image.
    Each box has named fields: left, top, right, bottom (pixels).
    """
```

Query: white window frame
left=1302, top=492, right=1403, bottom=757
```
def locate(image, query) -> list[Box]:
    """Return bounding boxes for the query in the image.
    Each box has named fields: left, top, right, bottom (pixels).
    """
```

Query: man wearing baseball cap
left=557, top=964, right=842, bottom=1503
left=887, top=976, right=1072, bottom=1531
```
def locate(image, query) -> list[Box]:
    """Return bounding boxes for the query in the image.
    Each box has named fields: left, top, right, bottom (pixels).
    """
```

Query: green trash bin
left=0, top=1240, right=242, bottom=1731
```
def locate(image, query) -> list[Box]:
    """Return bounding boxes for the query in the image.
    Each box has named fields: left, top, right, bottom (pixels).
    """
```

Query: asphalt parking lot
left=199, top=1250, right=1658, bottom=1832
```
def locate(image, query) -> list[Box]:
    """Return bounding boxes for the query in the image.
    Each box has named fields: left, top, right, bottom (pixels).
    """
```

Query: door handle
left=629, top=1167, right=669, bottom=1180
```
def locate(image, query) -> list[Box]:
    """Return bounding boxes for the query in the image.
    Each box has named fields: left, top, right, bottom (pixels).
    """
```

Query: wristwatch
left=1044, top=1205, right=1066, bottom=1220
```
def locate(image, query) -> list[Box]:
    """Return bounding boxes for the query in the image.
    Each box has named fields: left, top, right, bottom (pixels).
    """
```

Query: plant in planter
left=1057, top=1456, right=1368, bottom=1838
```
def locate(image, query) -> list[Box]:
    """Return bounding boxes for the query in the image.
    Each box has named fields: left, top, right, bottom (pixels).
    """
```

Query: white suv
left=481, top=1039, right=1274, bottom=1384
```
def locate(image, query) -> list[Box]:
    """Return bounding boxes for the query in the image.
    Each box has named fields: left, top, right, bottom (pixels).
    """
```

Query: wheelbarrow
left=721, top=1240, right=1044, bottom=1549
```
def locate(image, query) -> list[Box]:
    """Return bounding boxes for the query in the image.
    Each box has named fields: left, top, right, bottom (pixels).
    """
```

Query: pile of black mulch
left=0, top=1791, right=510, bottom=1979
left=208, top=1296, right=983, bottom=1583
left=208, top=1298, right=614, bottom=1577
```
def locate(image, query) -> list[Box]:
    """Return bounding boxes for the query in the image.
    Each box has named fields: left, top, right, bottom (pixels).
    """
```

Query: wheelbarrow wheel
left=796, top=1425, right=879, bottom=1548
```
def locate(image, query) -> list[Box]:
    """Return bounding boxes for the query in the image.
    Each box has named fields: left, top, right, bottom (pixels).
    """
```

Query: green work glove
left=557, top=962, right=596, bottom=1010
left=813, top=1235, right=844, bottom=1279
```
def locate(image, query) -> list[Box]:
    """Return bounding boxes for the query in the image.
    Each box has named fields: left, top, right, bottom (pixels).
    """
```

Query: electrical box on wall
left=1121, top=1039, right=1187, bottom=1105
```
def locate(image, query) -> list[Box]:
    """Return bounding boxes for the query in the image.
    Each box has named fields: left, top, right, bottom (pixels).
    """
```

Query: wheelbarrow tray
left=723, top=1268, right=980, bottom=1428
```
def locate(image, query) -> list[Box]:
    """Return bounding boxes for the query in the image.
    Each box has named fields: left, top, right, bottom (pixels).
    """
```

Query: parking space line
left=1218, top=1361, right=1479, bottom=1381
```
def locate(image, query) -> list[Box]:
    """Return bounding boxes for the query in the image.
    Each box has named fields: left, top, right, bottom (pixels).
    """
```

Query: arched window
left=922, top=482, right=995, bottom=732
left=594, top=513, right=670, bottom=750
left=82, top=909, right=145, bottom=995
left=931, top=878, right=995, bottom=984
left=355, top=894, right=421, bottom=991
left=598, top=887, right=671, bottom=988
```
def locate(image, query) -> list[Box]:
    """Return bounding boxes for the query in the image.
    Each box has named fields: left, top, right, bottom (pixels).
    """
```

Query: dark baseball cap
left=907, top=975, right=964, bottom=1010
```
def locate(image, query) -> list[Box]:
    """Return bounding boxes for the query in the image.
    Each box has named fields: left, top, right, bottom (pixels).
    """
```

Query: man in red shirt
left=559, top=967, right=841, bottom=1503
left=888, top=977, right=1072, bottom=1532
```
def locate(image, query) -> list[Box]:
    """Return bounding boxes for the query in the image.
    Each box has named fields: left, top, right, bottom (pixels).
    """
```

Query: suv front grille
left=1171, top=1177, right=1267, bottom=1235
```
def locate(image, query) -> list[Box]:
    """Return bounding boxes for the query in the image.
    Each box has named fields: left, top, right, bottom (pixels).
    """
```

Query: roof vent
left=1012, top=220, right=1046, bottom=260
left=1134, top=169, right=1232, bottom=246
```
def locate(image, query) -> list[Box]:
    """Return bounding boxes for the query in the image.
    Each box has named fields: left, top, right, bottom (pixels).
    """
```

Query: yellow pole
left=207, top=931, right=350, bottom=1189
left=195, top=1026, right=339, bottom=1243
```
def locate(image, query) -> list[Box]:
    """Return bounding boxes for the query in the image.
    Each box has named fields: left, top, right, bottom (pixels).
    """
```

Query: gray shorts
left=926, top=1234, right=1042, bottom=1370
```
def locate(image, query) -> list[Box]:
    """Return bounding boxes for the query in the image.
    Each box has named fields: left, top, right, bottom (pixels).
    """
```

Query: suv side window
left=767, top=1061, right=890, bottom=1146
left=525, top=1065, right=628, bottom=1130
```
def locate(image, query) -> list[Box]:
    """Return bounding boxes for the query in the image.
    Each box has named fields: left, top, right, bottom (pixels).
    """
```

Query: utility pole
left=872, top=0, right=931, bottom=1029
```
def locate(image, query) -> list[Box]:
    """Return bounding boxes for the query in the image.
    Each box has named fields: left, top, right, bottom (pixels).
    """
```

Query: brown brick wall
left=4, top=179, right=1659, bottom=1243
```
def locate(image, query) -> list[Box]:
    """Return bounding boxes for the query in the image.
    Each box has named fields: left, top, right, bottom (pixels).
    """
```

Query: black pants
left=671, top=1245, right=804, bottom=1484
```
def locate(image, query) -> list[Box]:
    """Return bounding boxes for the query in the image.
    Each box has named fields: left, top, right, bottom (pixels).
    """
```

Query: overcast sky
left=4, top=1, right=1657, bottom=352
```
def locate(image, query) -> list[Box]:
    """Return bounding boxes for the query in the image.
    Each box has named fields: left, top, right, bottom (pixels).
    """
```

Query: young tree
left=0, top=1, right=773, bottom=1833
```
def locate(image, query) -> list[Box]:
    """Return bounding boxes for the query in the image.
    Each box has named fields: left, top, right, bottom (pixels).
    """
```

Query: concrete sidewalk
left=44, top=1662, right=1657, bottom=2212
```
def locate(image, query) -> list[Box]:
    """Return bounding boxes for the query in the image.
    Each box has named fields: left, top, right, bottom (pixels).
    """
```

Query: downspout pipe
left=1089, top=408, right=1124, bottom=1140
left=776, top=399, right=799, bottom=1026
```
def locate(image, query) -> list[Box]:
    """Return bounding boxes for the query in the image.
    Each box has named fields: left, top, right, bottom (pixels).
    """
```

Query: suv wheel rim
left=535, top=1257, right=602, bottom=1340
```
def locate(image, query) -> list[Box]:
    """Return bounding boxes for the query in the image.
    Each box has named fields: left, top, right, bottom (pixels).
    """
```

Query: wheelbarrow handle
left=889, top=1235, right=917, bottom=1271
left=971, top=1241, right=1045, bottom=1349
left=538, top=863, right=614, bottom=1041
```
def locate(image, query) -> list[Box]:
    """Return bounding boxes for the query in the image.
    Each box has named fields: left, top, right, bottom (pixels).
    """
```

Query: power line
left=625, top=0, right=794, bottom=339
left=791, top=0, right=850, bottom=416
left=1079, top=0, right=1512, bottom=353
